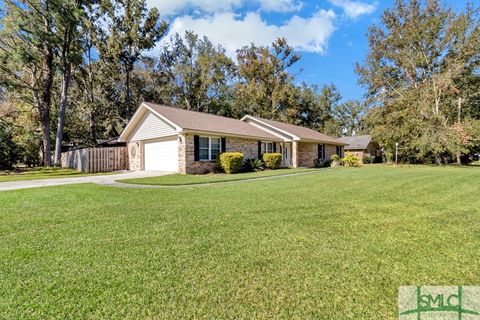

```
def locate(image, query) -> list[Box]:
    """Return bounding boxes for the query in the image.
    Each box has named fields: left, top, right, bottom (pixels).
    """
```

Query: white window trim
left=262, top=141, right=274, bottom=153
left=199, top=136, right=221, bottom=161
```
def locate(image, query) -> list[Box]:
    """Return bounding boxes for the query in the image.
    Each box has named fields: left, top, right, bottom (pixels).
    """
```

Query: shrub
left=218, top=152, right=244, bottom=174
left=315, top=158, right=331, bottom=168
left=330, top=154, right=341, bottom=166
left=373, top=156, right=383, bottom=164
left=243, top=158, right=264, bottom=172
left=262, top=153, right=282, bottom=169
left=385, top=151, right=394, bottom=164
left=362, top=155, right=372, bottom=164
left=342, top=152, right=360, bottom=167
left=0, top=118, right=20, bottom=170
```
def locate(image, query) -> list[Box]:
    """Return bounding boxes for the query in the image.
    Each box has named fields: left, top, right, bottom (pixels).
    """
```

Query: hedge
left=218, top=152, right=244, bottom=174
left=262, top=153, right=282, bottom=169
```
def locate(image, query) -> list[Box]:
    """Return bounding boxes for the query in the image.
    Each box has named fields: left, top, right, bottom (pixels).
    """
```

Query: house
left=118, top=102, right=347, bottom=174
left=339, top=135, right=381, bottom=160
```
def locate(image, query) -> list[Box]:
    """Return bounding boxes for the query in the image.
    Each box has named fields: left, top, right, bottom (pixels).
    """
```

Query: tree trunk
left=54, top=64, right=72, bottom=166
left=456, top=97, right=463, bottom=165
left=86, top=40, right=97, bottom=144
left=39, top=0, right=54, bottom=167
left=125, top=68, right=131, bottom=121
left=41, top=117, right=52, bottom=166
left=41, top=51, right=54, bottom=167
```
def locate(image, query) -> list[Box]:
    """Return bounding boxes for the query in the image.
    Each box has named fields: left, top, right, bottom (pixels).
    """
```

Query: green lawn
left=118, top=168, right=317, bottom=185
left=0, top=167, right=118, bottom=182
left=1, top=166, right=479, bottom=319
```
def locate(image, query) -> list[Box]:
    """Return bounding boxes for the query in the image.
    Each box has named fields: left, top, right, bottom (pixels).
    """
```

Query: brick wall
left=179, top=134, right=217, bottom=174
left=296, top=143, right=343, bottom=167
left=225, top=137, right=259, bottom=159
left=298, top=142, right=317, bottom=167
left=325, top=145, right=340, bottom=161
left=180, top=134, right=263, bottom=174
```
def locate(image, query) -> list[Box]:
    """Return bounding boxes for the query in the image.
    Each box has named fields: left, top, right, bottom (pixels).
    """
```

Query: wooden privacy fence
left=61, top=147, right=128, bottom=173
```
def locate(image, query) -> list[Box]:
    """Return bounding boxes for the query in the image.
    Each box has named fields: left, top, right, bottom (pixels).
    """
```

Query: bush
left=218, top=152, right=244, bottom=174
left=315, top=158, right=331, bottom=168
left=342, top=152, right=360, bottom=167
left=0, top=119, right=20, bottom=170
left=384, top=151, right=394, bottom=164
left=362, top=155, right=375, bottom=164
left=243, top=158, right=264, bottom=172
left=262, top=153, right=282, bottom=169
left=330, top=154, right=341, bottom=166
left=331, top=154, right=340, bottom=162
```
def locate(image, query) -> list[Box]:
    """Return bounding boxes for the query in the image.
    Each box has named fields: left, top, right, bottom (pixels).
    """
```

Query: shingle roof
left=339, top=135, right=372, bottom=150
left=144, top=102, right=280, bottom=140
left=247, top=116, right=346, bottom=145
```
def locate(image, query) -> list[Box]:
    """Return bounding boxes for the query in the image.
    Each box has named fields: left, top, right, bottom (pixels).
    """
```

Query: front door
left=283, top=143, right=292, bottom=167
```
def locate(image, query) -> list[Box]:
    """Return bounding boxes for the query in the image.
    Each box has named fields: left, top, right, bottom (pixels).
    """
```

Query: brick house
left=118, top=102, right=347, bottom=174
left=339, top=135, right=381, bottom=160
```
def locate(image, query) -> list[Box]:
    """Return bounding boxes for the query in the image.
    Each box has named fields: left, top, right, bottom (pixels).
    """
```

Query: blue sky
left=148, top=0, right=472, bottom=102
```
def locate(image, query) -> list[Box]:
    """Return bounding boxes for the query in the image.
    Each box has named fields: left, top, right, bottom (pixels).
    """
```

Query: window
left=199, top=137, right=209, bottom=161
left=210, top=138, right=221, bottom=160
left=336, top=146, right=343, bottom=158
left=318, top=144, right=325, bottom=160
left=199, top=137, right=221, bottom=161
left=263, top=142, right=274, bottom=153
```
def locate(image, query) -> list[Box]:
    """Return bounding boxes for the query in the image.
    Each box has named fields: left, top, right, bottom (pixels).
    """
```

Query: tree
left=356, top=0, right=480, bottom=163
left=157, top=31, right=236, bottom=116
left=53, top=0, right=87, bottom=166
left=334, top=100, right=366, bottom=136
left=235, top=38, right=300, bottom=118
left=0, top=0, right=60, bottom=166
left=99, top=0, right=168, bottom=121
left=287, top=83, right=343, bottom=135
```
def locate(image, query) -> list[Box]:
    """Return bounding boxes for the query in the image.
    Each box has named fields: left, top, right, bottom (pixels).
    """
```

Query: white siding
left=129, top=111, right=177, bottom=141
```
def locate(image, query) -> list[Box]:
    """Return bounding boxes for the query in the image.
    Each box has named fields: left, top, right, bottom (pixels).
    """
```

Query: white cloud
left=164, top=10, right=336, bottom=56
left=147, top=0, right=243, bottom=16
left=258, top=0, right=303, bottom=13
left=328, top=0, right=376, bottom=18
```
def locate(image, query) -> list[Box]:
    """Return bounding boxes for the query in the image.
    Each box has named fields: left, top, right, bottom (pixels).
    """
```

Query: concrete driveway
left=0, top=171, right=173, bottom=191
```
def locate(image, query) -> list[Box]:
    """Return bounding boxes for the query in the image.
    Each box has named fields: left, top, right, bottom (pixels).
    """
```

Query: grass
left=471, top=160, right=480, bottom=166
left=118, top=168, right=316, bottom=185
left=0, top=166, right=479, bottom=319
left=0, top=167, right=118, bottom=182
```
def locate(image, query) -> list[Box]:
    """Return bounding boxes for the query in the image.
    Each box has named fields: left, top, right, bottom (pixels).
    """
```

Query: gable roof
left=119, top=102, right=281, bottom=141
left=339, top=135, right=373, bottom=150
left=242, top=115, right=347, bottom=145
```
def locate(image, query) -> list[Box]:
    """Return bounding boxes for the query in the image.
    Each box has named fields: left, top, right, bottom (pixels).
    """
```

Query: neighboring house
left=118, top=102, right=347, bottom=174
left=339, top=135, right=381, bottom=160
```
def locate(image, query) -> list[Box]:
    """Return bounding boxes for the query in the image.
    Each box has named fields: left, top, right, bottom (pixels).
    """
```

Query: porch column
left=292, top=141, right=299, bottom=168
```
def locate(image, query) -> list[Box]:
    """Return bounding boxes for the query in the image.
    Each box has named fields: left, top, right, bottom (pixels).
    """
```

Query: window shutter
left=323, top=145, right=326, bottom=159
left=221, top=137, right=226, bottom=153
left=258, top=141, right=262, bottom=159
left=194, top=135, right=200, bottom=161
left=273, top=142, right=277, bottom=153
left=318, top=144, right=321, bottom=159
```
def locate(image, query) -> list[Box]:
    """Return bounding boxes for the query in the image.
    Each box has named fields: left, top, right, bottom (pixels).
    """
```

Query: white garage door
left=144, top=139, right=179, bottom=172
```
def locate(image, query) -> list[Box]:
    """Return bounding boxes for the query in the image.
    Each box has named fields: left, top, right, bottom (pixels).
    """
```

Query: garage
left=144, top=138, right=179, bottom=172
